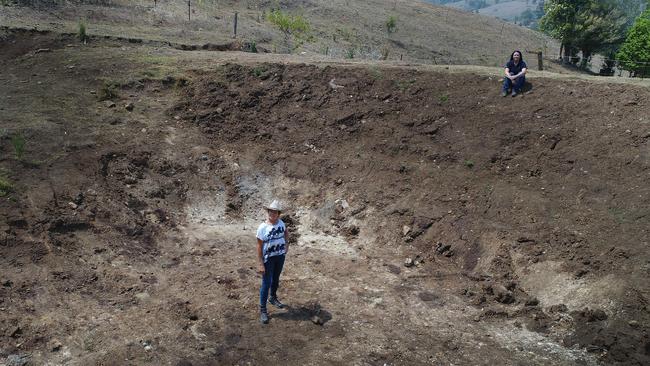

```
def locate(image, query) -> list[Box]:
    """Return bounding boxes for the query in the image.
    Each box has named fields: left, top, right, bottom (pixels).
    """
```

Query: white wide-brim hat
left=265, top=200, right=282, bottom=212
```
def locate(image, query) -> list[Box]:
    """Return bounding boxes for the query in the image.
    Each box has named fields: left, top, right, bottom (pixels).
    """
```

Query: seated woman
left=502, top=50, right=527, bottom=97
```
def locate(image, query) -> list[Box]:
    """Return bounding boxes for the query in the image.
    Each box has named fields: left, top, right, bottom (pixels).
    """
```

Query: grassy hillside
left=0, top=0, right=559, bottom=68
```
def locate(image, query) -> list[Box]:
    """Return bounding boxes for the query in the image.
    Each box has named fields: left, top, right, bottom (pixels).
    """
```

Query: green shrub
left=464, top=160, right=475, bottom=169
left=386, top=15, right=397, bottom=33
left=439, top=94, right=449, bottom=102
left=98, top=80, right=119, bottom=101
left=252, top=66, right=265, bottom=78
left=0, top=176, right=13, bottom=197
left=11, top=133, right=25, bottom=160
left=345, top=47, right=355, bottom=59
left=78, top=20, right=87, bottom=42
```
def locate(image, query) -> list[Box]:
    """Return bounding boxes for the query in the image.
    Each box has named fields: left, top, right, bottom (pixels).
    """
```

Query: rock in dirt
left=402, top=225, right=411, bottom=236
left=548, top=304, right=568, bottom=313
left=409, top=216, right=433, bottom=238
left=525, top=297, right=540, bottom=306
left=493, top=284, right=515, bottom=304
left=311, top=315, right=324, bottom=325
left=49, top=338, right=63, bottom=352
left=125, top=103, right=135, bottom=111
left=73, top=192, right=84, bottom=205
left=104, top=100, right=116, bottom=108
left=435, top=242, right=451, bottom=255
left=329, top=79, right=344, bottom=89
left=404, top=258, right=414, bottom=267
left=9, top=326, right=22, bottom=338
left=579, top=308, right=608, bottom=322
left=6, top=354, right=30, bottom=366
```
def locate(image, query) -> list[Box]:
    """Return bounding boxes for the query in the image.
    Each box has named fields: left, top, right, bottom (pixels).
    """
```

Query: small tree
left=617, top=9, right=650, bottom=77
left=267, top=9, right=310, bottom=52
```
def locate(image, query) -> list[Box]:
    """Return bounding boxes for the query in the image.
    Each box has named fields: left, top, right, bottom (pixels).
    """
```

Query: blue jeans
left=502, top=75, right=525, bottom=93
left=259, top=255, right=285, bottom=311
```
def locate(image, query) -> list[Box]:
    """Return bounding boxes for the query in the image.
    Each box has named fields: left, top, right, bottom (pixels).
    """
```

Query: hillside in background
left=0, top=0, right=559, bottom=68
left=424, top=0, right=544, bottom=26
left=424, top=0, right=647, bottom=29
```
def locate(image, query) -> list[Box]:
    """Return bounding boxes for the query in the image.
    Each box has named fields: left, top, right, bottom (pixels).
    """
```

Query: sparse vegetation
left=11, top=133, right=25, bottom=160
left=386, top=15, right=397, bottom=33
left=336, top=27, right=356, bottom=42
left=0, top=176, right=13, bottom=197
left=368, top=66, right=383, bottom=80
left=252, top=66, right=265, bottom=78
left=380, top=45, right=390, bottom=60
left=98, top=80, right=120, bottom=101
left=345, top=47, right=355, bottom=59
left=78, top=20, right=87, bottom=43
left=439, top=94, right=449, bottom=102
left=464, top=160, right=475, bottom=168
left=396, top=79, right=416, bottom=90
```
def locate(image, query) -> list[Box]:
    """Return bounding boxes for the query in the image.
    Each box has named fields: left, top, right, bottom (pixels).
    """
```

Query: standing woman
left=256, top=200, right=288, bottom=324
left=502, top=50, right=527, bottom=97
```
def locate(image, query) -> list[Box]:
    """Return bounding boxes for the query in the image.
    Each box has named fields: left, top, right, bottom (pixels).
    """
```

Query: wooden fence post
left=234, top=12, right=238, bottom=38
left=187, top=0, right=191, bottom=22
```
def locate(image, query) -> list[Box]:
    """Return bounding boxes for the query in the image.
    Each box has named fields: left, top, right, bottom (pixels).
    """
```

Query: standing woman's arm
left=257, top=239, right=265, bottom=273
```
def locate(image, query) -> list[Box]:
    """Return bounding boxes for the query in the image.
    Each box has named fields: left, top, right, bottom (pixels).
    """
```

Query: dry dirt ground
left=1, top=29, right=650, bottom=366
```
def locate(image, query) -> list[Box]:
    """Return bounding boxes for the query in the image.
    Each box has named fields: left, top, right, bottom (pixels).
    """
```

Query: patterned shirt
left=256, top=220, right=286, bottom=263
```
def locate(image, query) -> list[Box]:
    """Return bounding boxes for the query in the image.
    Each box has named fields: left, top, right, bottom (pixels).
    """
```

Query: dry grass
left=0, top=0, right=559, bottom=68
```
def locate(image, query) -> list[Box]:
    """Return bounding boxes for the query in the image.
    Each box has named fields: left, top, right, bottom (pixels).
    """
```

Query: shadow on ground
left=273, top=302, right=333, bottom=325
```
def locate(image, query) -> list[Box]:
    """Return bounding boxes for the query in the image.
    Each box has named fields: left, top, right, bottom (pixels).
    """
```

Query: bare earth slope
left=0, top=29, right=649, bottom=365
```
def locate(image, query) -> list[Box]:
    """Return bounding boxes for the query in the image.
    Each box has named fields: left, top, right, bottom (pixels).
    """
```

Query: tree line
left=540, top=0, right=649, bottom=77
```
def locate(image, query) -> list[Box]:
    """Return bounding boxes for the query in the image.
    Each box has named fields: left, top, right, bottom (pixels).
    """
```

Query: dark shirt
left=505, top=60, right=527, bottom=75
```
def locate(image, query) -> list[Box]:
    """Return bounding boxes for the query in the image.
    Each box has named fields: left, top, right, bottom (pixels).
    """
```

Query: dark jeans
left=502, top=75, right=525, bottom=93
left=259, top=254, right=285, bottom=311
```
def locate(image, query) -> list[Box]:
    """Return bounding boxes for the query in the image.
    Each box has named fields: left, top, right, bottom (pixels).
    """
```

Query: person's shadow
left=272, top=301, right=332, bottom=325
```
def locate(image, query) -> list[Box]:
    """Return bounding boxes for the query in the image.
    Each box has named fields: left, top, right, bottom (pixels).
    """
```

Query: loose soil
left=1, top=29, right=649, bottom=366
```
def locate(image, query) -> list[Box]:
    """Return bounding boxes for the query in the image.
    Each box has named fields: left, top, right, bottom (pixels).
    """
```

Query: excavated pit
left=1, top=45, right=649, bottom=365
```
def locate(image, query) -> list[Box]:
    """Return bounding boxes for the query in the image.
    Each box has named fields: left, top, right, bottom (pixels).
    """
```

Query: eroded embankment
left=174, top=63, right=650, bottom=365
